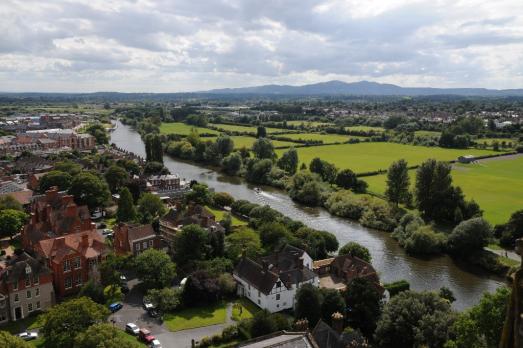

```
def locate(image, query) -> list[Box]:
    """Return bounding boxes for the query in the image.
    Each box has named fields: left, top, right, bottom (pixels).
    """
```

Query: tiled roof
left=127, top=224, right=156, bottom=241
left=0, top=190, right=33, bottom=205
left=234, top=257, right=279, bottom=295
left=37, top=230, right=106, bottom=263
left=0, top=252, right=51, bottom=285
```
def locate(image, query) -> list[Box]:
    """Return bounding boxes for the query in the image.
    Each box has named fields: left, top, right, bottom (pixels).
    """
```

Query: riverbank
left=111, top=120, right=504, bottom=310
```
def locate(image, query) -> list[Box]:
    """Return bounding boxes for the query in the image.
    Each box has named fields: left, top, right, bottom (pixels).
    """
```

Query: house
left=113, top=223, right=161, bottom=256
left=21, top=187, right=96, bottom=251
left=313, top=254, right=382, bottom=292
left=458, top=155, right=476, bottom=164
left=147, top=174, right=189, bottom=199
left=28, top=173, right=47, bottom=191
left=238, top=331, right=319, bottom=348
left=233, top=245, right=319, bottom=313
left=0, top=252, right=55, bottom=323
left=34, top=231, right=108, bottom=297
left=159, top=203, right=225, bottom=250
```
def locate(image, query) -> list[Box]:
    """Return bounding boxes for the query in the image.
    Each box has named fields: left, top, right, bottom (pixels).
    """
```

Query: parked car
left=143, top=297, right=154, bottom=310
left=125, top=323, right=139, bottom=335
left=102, top=229, right=113, bottom=235
left=120, top=274, right=127, bottom=282
left=18, top=332, right=38, bottom=341
left=139, top=328, right=155, bottom=344
left=150, top=339, right=162, bottom=348
left=147, top=308, right=160, bottom=318
left=109, top=302, right=123, bottom=313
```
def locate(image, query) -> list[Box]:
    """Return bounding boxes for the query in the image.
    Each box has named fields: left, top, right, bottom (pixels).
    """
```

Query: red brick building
left=113, top=223, right=161, bottom=256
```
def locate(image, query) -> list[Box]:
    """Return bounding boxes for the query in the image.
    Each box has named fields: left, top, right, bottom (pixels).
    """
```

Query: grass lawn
left=346, top=126, right=385, bottom=133
left=29, top=330, right=145, bottom=347
left=231, top=298, right=259, bottom=321
left=276, top=132, right=363, bottom=143
left=0, top=313, right=44, bottom=334
left=414, top=130, right=441, bottom=137
left=365, top=155, right=523, bottom=225
left=278, top=142, right=498, bottom=174
left=163, top=302, right=227, bottom=332
left=230, top=136, right=297, bottom=149
left=206, top=206, right=247, bottom=226
left=159, top=122, right=220, bottom=136
left=209, top=123, right=283, bottom=134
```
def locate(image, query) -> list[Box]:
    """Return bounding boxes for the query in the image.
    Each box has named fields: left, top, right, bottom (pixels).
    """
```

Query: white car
left=143, top=298, right=154, bottom=310
left=120, top=274, right=127, bottom=282
left=18, top=332, right=38, bottom=341
left=125, top=323, right=139, bottom=335
left=150, top=339, right=162, bottom=348
left=102, top=229, right=113, bottom=235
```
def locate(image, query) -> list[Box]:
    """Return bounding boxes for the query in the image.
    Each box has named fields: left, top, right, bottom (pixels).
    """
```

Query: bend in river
left=111, top=120, right=503, bottom=310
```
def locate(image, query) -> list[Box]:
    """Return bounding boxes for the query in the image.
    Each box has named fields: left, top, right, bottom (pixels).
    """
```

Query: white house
left=233, top=245, right=319, bottom=313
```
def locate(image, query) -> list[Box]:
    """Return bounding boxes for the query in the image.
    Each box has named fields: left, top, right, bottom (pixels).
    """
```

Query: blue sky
left=1, top=0, right=522, bottom=92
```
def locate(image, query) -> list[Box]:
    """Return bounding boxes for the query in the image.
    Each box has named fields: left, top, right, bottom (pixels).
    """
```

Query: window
left=135, top=243, right=140, bottom=251
left=28, top=303, right=33, bottom=312
left=75, top=275, right=82, bottom=287
left=73, top=257, right=81, bottom=269
left=88, top=259, right=97, bottom=270
left=0, top=312, right=6, bottom=321
left=33, top=274, right=39, bottom=285
left=26, top=290, right=31, bottom=299
left=65, top=277, right=72, bottom=289
left=12, top=281, right=18, bottom=291
left=63, top=260, right=71, bottom=272
left=36, top=301, right=41, bottom=310
left=148, top=240, right=153, bottom=247
left=276, top=281, right=282, bottom=288
left=142, top=241, right=147, bottom=249
left=276, top=294, right=280, bottom=300
left=258, top=300, right=260, bottom=305
left=25, top=275, right=31, bottom=287
left=14, top=294, right=19, bottom=302
left=35, top=288, right=40, bottom=297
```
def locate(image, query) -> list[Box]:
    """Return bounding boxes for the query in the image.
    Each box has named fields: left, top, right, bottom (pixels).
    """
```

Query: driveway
left=109, top=274, right=235, bottom=348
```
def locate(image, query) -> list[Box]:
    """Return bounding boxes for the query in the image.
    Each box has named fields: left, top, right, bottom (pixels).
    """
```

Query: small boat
left=254, top=187, right=261, bottom=193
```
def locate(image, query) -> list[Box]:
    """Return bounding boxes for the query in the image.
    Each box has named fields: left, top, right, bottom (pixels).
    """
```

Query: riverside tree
left=385, top=159, right=411, bottom=206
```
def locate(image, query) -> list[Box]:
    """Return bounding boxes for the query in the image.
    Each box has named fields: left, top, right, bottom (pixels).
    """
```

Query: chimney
left=81, top=234, right=89, bottom=248
left=331, top=312, right=344, bottom=334
left=54, top=236, right=66, bottom=249
left=45, top=187, right=58, bottom=200
left=65, top=204, right=77, bottom=218
left=63, top=195, right=74, bottom=205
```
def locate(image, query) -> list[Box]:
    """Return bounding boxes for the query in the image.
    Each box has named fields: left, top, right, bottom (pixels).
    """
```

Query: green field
left=163, top=302, right=227, bottom=332
left=276, top=132, right=362, bottom=143
left=230, top=136, right=297, bottom=149
left=159, top=122, right=220, bottom=136
left=365, top=155, right=523, bottom=225
left=346, top=126, right=385, bottom=133
left=285, top=120, right=334, bottom=127
left=206, top=206, right=247, bottom=226
left=276, top=142, right=498, bottom=174
left=209, top=123, right=284, bottom=134
left=414, top=130, right=441, bottom=137
left=475, top=138, right=518, bottom=146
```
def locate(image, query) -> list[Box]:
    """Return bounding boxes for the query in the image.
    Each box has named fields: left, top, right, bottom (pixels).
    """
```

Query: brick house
left=0, top=252, right=54, bottom=323
left=34, top=231, right=107, bottom=297
left=113, top=223, right=161, bottom=256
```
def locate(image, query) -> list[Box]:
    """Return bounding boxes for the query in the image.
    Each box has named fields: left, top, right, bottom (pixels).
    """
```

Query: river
left=111, top=120, right=503, bottom=310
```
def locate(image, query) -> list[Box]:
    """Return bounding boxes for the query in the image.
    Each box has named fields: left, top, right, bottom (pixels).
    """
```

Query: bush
left=324, top=190, right=366, bottom=220
left=403, top=225, right=446, bottom=255
left=384, top=280, right=410, bottom=297
left=447, top=217, right=492, bottom=255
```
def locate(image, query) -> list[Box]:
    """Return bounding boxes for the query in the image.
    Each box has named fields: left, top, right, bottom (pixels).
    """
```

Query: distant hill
left=205, top=80, right=523, bottom=96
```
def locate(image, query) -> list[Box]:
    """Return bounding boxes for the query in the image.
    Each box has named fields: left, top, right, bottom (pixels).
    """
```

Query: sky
left=1, top=0, right=523, bottom=93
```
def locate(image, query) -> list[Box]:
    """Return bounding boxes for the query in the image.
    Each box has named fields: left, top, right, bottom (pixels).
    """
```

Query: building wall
left=6, top=273, right=55, bottom=322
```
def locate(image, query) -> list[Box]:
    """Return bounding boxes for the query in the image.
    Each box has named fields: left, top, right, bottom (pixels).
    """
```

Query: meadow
left=275, top=132, right=363, bottom=143
left=284, top=120, right=334, bottom=127
left=415, top=130, right=441, bottom=137
left=230, top=136, right=297, bottom=149
left=346, top=125, right=385, bottom=133
left=276, top=142, right=498, bottom=174
left=364, top=155, right=523, bottom=225
left=208, top=123, right=285, bottom=134
left=474, top=137, right=518, bottom=147
left=159, top=122, right=220, bottom=136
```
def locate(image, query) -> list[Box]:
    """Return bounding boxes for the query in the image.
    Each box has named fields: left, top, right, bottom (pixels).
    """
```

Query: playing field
left=159, top=122, right=220, bottom=136
left=230, top=136, right=297, bottom=149
left=276, top=142, right=498, bottom=174
left=209, top=123, right=284, bottom=134
left=346, top=126, right=385, bottom=133
left=364, top=155, right=523, bottom=225
left=276, top=132, right=363, bottom=143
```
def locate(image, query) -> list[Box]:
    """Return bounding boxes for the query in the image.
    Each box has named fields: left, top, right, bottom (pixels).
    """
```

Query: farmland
left=159, top=122, right=220, bottom=136
left=276, top=142, right=499, bottom=174
left=230, top=136, right=297, bottom=149
left=474, top=137, right=518, bottom=146
left=364, top=155, right=523, bottom=225
left=284, top=120, right=334, bottom=127
left=275, top=132, right=363, bottom=143
left=209, top=123, right=285, bottom=134
left=346, top=125, right=385, bottom=133
left=415, top=130, right=441, bottom=137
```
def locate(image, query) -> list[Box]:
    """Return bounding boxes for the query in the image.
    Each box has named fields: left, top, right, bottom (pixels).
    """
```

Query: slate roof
left=0, top=252, right=51, bottom=286
left=127, top=224, right=156, bottom=241
left=239, top=331, right=319, bottom=348
left=234, top=257, right=279, bottom=295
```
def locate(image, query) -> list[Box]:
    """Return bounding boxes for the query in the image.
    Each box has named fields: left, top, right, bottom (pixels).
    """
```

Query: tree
left=309, top=158, right=337, bottom=183
left=0, top=195, right=23, bottom=211
left=277, top=147, right=299, bottom=174
left=79, top=280, right=105, bottom=304
left=143, top=161, right=169, bottom=176
left=374, top=291, right=455, bottom=348
left=250, top=310, right=278, bottom=337
left=86, top=124, right=109, bottom=144
left=335, top=169, right=357, bottom=190
left=104, top=165, right=129, bottom=193
left=74, top=323, right=143, bottom=348
left=134, top=249, right=176, bottom=289
left=225, top=227, right=262, bottom=262
left=385, top=159, right=411, bottom=206
left=252, top=138, right=275, bottom=159
left=258, top=222, right=293, bottom=252
left=116, top=187, right=136, bottom=222
left=447, top=217, right=492, bottom=255
left=145, top=287, right=181, bottom=312
left=98, top=253, right=126, bottom=287
left=145, top=134, right=163, bottom=163
left=137, top=193, right=166, bottom=223
left=256, top=126, right=267, bottom=138
left=439, top=287, right=456, bottom=304
left=55, top=160, right=83, bottom=176
left=186, top=183, right=212, bottom=205
left=38, top=170, right=73, bottom=192
left=0, top=209, right=27, bottom=239
left=295, top=284, right=323, bottom=327
left=288, top=171, right=326, bottom=206
left=213, top=192, right=234, bottom=207
left=499, top=210, right=523, bottom=247
left=338, top=242, right=371, bottom=263
left=69, top=172, right=111, bottom=210
left=345, top=277, right=383, bottom=337
left=215, top=135, right=234, bottom=157
left=182, top=271, right=220, bottom=306
left=222, top=152, right=242, bottom=175
left=0, top=331, right=32, bottom=348
left=41, top=297, right=109, bottom=348
left=174, top=224, right=209, bottom=263
left=320, top=288, right=346, bottom=324
left=245, top=159, right=273, bottom=184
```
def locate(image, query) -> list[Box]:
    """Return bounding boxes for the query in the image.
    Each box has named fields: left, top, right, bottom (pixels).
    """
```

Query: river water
left=111, top=120, right=503, bottom=310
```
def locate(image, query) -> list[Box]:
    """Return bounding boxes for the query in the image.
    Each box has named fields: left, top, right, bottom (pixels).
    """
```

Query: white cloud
left=0, top=0, right=522, bottom=92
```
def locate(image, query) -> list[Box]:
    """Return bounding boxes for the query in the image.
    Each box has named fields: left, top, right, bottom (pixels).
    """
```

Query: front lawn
left=163, top=302, right=227, bottom=332
left=231, top=298, right=259, bottom=321
left=29, top=329, right=145, bottom=347
left=206, top=206, right=247, bottom=227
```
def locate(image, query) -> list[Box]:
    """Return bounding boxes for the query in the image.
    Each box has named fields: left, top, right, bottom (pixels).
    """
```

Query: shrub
left=403, top=225, right=446, bottom=255
left=384, top=280, right=410, bottom=297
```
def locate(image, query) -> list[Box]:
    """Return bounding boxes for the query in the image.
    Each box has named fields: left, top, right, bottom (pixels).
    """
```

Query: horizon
left=1, top=0, right=523, bottom=93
